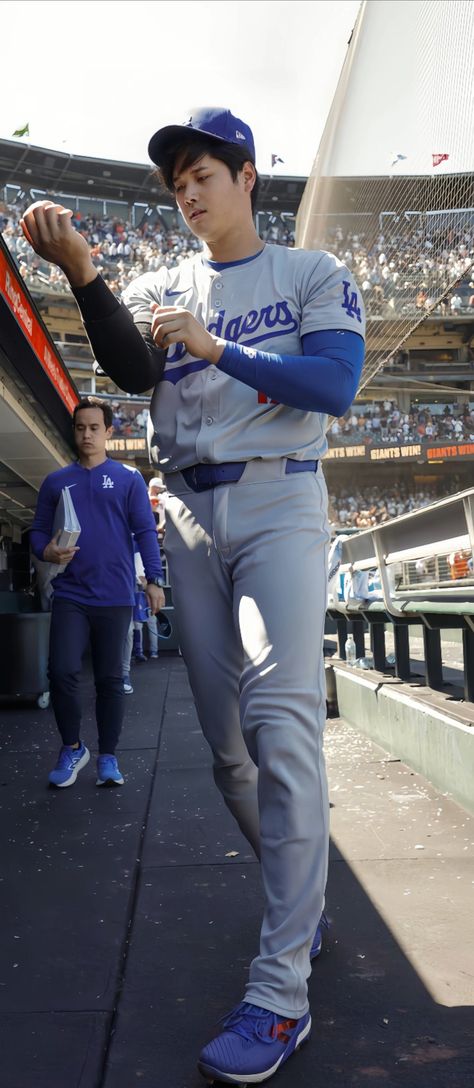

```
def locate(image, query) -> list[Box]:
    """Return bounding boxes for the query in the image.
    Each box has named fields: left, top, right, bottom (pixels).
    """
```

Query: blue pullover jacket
left=30, top=459, right=163, bottom=607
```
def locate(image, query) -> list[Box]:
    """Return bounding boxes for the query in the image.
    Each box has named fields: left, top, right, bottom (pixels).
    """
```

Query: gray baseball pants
left=164, top=459, right=330, bottom=1018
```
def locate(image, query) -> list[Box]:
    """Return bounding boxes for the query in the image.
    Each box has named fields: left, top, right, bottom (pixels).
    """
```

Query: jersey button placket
left=196, top=281, right=220, bottom=460
left=202, top=363, right=219, bottom=439
left=213, top=275, right=223, bottom=311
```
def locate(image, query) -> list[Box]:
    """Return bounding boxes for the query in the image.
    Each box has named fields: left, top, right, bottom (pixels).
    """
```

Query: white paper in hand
left=33, top=487, right=82, bottom=601
left=53, top=487, right=81, bottom=555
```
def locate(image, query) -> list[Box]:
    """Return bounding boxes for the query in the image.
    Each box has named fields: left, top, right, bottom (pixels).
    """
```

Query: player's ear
left=242, top=160, right=256, bottom=194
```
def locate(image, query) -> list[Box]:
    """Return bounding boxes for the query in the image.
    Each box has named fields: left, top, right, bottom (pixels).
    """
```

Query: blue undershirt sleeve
left=216, top=328, right=365, bottom=415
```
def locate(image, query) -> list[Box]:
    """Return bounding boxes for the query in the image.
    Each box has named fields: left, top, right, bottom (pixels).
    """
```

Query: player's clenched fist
left=151, top=304, right=225, bottom=366
left=20, top=201, right=97, bottom=287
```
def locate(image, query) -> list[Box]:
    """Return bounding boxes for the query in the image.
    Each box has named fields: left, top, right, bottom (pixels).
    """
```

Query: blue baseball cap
left=148, top=106, right=255, bottom=167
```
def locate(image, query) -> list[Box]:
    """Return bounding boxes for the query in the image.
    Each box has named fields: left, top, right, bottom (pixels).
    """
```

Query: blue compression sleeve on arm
left=216, top=329, right=365, bottom=415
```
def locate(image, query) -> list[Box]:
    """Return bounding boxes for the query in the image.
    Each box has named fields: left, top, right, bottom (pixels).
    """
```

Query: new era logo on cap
left=148, top=107, right=256, bottom=166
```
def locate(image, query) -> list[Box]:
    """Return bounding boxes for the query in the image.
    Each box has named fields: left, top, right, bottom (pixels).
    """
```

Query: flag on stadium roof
left=271, top=153, right=284, bottom=167
left=389, top=152, right=407, bottom=166
left=432, top=153, right=449, bottom=167
left=12, top=123, right=30, bottom=138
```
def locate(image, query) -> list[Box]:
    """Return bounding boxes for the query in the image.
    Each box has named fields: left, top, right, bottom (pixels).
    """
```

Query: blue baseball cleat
left=310, top=910, right=329, bottom=961
left=198, top=1001, right=311, bottom=1085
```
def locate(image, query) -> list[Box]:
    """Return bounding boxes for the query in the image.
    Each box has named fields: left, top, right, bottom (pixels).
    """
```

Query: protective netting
left=296, top=0, right=474, bottom=391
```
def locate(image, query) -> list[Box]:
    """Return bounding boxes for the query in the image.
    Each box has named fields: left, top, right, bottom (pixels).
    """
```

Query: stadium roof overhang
left=0, top=235, right=78, bottom=525
left=0, top=138, right=306, bottom=214
left=298, top=172, right=474, bottom=218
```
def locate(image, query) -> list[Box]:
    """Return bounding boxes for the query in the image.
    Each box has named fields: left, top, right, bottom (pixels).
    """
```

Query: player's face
left=173, top=154, right=252, bottom=242
left=74, top=407, right=112, bottom=458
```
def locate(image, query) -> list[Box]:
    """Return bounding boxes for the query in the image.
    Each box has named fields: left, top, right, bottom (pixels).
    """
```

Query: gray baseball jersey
left=121, top=242, right=365, bottom=1018
left=122, top=244, right=365, bottom=472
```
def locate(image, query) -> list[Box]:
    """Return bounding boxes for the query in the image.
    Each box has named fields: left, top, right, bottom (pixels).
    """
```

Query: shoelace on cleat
left=98, top=757, right=118, bottom=772
left=220, top=1002, right=296, bottom=1046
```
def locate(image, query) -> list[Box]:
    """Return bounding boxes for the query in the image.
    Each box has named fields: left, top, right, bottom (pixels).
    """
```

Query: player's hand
left=20, top=201, right=97, bottom=286
left=150, top=304, right=225, bottom=365
left=145, top=584, right=165, bottom=615
left=43, top=532, right=80, bottom=565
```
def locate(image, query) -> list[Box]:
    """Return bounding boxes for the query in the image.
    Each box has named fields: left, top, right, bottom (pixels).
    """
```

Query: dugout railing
left=327, top=488, right=474, bottom=703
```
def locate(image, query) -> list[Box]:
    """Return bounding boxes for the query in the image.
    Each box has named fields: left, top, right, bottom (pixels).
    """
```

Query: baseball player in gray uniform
left=21, top=106, right=365, bottom=1085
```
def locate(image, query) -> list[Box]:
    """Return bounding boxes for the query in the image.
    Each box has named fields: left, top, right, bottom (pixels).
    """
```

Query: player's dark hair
left=158, top=136, right=260, bottom=214
left=73, top=397, right=113, bottom=429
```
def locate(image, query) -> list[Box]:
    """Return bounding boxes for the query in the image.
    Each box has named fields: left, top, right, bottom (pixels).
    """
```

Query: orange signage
left=427, top=443, right=474, bottom=460
left=0, top=246, right=79, bottom=414
left=325, top=440, right=474, bottom=463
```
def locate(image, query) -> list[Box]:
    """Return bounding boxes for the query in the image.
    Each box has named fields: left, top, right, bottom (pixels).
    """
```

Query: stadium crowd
left=109, top=402, right=149, bottom=436
left=324, top=223, right=474, bottom=317
left=1, top=201, right=201, bottom=294
left=2, top=200, right=472, bottom=314
left=328, top=398, right=474, bottom=445
left=1, top=202, right=294, bottom=296
left=328, top=480, right=457, bottom=529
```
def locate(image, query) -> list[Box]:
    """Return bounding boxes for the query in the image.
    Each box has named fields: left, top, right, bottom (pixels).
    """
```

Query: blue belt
left=182, top=459, right=318, bottom=492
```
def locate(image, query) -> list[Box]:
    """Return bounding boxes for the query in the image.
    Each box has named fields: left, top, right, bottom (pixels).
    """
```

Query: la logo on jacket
left=102, top=475, right=114, bottom=489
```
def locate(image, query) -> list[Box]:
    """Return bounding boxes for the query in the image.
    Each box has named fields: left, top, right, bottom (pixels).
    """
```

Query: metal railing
left=327, top=488, right=474, bottom=703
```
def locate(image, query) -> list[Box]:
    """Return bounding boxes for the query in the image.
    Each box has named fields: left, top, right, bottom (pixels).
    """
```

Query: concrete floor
left=0, top=654, right=472, bottom=1087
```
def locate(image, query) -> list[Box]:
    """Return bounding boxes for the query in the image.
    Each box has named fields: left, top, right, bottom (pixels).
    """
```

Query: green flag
left=12, top=123, right=30, bottom=138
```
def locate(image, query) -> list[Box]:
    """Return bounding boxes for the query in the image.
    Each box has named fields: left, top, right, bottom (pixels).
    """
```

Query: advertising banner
left=0, top=245, right=78, bottom=414
left=325, top=440, right=474, bottom=463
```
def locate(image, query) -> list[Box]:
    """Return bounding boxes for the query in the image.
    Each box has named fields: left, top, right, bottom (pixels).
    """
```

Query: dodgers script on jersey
left=122, top=245, right=366, bottom=473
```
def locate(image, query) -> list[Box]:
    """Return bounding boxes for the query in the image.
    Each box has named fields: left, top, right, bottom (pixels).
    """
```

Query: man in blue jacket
left=30, top=397, right=165, bottom=789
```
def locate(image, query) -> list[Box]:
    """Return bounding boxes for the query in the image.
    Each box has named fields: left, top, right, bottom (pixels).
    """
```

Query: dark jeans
left=49, top=598, right=132, bottom=754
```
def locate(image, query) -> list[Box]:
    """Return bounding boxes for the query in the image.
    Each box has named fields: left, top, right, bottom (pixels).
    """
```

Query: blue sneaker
left=96, top=754, right=124, bottom=787
left=198, top=1002, right=311, bottom=1084
left=310, top=911, right=329, bottom=961
left=49, top=743, right=90, bottom=788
